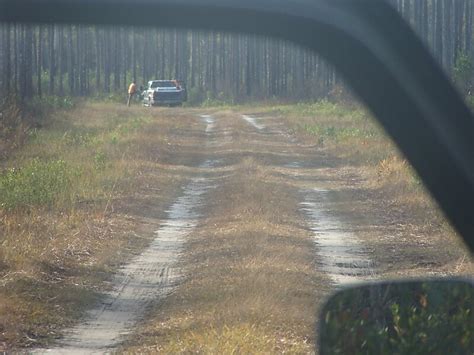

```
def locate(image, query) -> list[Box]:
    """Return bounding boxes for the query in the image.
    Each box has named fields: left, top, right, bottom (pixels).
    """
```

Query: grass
left=0, top=158, right=76, bottom=210
left=247, top=100, right=437, bottom=207
left=0, top=102, right=196, bottom=350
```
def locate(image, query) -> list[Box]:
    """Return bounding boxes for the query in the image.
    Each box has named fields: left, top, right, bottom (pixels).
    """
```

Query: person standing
left=127, top=82, right=137, bottom=107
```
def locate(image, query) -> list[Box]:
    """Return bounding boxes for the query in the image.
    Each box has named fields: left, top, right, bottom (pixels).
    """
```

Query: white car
left=142, top=80, right=186, bottom=107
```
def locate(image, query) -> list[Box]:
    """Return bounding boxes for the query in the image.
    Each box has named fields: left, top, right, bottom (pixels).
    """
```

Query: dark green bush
left=321, top=281, right=473, bottom=355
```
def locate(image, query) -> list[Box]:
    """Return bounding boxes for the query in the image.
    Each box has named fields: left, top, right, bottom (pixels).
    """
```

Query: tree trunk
left=48, top=24, right=55, bottom=95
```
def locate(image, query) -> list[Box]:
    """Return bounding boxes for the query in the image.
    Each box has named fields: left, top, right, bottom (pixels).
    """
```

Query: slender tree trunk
left=36, top=26, right=42, bottom=97
left=95, top=28, right=101, bottom=92
left=4, top=23, right=12, bottom=95
left=58, top=27, right=64, bottom=95
left=132, top=28, right=137, bottom=82
left=445, top=0, right=453, bottom=73
left=435, top=0, right=444, bottom=65
left=48, top=24, right=55, bottom=95
left=466, top=0, right=472, bottom=55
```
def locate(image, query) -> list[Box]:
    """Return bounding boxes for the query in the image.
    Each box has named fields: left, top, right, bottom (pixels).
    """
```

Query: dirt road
left=36, top=108, right=471, bottom=353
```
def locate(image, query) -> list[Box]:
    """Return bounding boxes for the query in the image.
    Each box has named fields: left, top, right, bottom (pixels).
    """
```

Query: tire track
left=35, top=115, right=219, bottom=354
left=240, top=113, right=375, bottom=286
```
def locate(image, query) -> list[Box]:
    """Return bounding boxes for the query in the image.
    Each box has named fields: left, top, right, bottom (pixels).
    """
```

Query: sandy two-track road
left=35, top=108, right=471, bottom=354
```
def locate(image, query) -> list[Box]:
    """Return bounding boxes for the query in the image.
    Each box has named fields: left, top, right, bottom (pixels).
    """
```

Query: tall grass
left=0, top=102, right=188, bottom=349
left=0, top=159, right=76, bottom=210
left=273, top=99, right=366, bottom=119
left=0, top=103, right=153, bottom=213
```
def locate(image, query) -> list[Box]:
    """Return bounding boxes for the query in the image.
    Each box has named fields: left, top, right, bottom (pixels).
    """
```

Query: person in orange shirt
left=127, top=82, right=137, bottom=107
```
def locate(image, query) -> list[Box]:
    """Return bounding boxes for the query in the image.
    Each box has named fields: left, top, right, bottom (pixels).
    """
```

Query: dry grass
left=248, top=100, right=473, bottom=272
left=0, top=101, right=30, bottom=161
left=122, top=157, right=325, bottom=354
left=0, top=102, right=199, bottom=350
left=241, top=101, right=447, bottom=209
left=2, top=101, right=471, bottom=353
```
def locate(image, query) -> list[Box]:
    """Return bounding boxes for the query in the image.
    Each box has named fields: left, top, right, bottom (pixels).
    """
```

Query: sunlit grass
left=0, top=102, right=190, bottom=349
left=263, top=100, right=431, bottom=201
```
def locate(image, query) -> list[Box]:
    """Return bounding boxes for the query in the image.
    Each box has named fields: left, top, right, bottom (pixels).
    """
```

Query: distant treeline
left=0, top=0, right=472, bottom=104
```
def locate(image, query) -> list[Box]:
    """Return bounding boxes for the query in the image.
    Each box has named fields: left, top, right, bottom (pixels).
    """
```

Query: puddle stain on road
left=200, top=114, right=216, bottom=133
left=242, top=115, right=265, bottom=130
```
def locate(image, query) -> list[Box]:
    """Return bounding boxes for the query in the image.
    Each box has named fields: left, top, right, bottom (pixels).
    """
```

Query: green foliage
left=453, top=53, right=473, bottom=95
left=0, top=159, right=76, bottom=210
left=60, top=130, right=95, bottom=148
left=94, top=152, right=107, bottom=170
left=274, top=99, right=367, bottom=120
left=185, top=88, right=236, bottom=107
left=110, top=132, right=119, bottom=145
left=303, top=124, right=375, bottom=141
left=30, top=96, right=75, bottom=111
left=321, top=281, right=473, bottom=355
left=186, top=87, right=206, bottom=106
left=108, top=117, right=148, bottom=145
left=201, top=91, right=235, bottom=107
left=100, top=92, right=128, bottom=103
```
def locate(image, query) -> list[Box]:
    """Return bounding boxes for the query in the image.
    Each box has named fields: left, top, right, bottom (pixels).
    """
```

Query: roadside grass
left=247, top=100, right=472, bottom=270
left=1, top=104, right=150, bottom=212
left=0, top=102, right=192, bottom=349
left=244, top=100, right=439, bottom=208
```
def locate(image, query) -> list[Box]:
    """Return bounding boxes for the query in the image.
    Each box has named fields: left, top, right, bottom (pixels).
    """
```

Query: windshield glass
left=0, top=1, right=472, bottom=353
left=150, top=81, right=177, bottom=88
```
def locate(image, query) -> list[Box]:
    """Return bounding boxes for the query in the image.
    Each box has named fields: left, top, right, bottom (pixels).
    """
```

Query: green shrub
left=303, top=123, right=374, bottom=141
left=0, top=159, right=76, bottom=210
left=321, top=281, right=473, bottom=355
left=274, top=99, right=367, bottom=120
left=30, top=96, right=75, bottom=111
left=201, top=93, right=235, bottom=107
left=186, top=89, right=235, bottom=107
left=454, top=53, right=473, bottom=95
left=186, top=87, right=206, bottom=106
left=92, top=92, right=128, bottom=104
left=94, top=152, right=107, bottom=170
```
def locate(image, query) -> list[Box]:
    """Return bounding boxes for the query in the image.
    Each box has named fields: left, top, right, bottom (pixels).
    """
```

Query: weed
left=110, top=132, right=119, bottom=145
left=303, top=123, right=375, bottom=143
left=29, top=96, right=75, bottom=112
left=0, top=159, right=76, bottom=210
left=201, top=93, right=235, bottom=108
left=161, top=324, right=279, bottom=353
left=94, top=151, right=107, bottom=170
left=273, top=99, right=368, bottom=120
left=454, top=52, right=473, bottom=95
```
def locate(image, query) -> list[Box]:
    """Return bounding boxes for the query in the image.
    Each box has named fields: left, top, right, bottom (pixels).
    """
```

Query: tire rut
left=240, top=113, right=375, bottom=286
left=34, top=115, right=220, bottom=354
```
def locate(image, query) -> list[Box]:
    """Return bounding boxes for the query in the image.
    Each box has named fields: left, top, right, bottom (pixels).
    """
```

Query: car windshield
left=150, top=81, right=177, bottom=88
left=0, top=0, right=472, bottom=353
